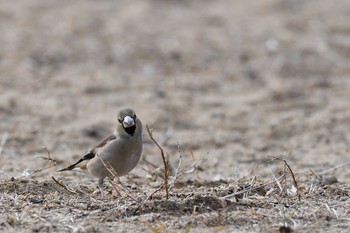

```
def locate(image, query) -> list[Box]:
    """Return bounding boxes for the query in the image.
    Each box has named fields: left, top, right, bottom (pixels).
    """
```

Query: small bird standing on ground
left=58, top=108, right=143, bottom=197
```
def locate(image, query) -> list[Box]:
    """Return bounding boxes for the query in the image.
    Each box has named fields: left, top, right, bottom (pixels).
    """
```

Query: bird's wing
left=58, top=134, right=116, bottom=171
left=91, top=134, right=117, bottom=154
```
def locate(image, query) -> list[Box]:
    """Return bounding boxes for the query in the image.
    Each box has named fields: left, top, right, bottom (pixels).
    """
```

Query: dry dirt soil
left=0, top=0, right=350, bottom=232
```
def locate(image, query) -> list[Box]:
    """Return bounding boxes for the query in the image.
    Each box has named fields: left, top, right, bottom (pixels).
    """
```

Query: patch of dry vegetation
left=1, top=133, right=349, bottom=233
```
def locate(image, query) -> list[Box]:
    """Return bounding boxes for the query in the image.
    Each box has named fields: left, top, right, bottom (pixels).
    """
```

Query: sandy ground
left=0, top=0, right=350, bottom=232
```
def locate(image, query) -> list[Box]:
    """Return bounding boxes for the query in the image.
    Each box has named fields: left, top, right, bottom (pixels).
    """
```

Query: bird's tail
left=57, top=152, right=93, bottom=172
left=57, top=164, right=76, bottom=172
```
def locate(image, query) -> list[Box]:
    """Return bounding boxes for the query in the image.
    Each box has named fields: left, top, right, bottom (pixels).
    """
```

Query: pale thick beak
left=123, top=116, right=135, bottom=128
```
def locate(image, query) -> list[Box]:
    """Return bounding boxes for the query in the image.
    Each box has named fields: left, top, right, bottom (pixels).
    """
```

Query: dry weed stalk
left=168, top=146, right=207, bottom=190
left=174, top=142, right=183, bottom=179
left=145, top=183, right=166, bottom=202
left=144, top=128, right=207, bottom=201
left=146, top=124, right=170, bottom=200
left=51, top=176, right=78, bottom=194
left=268, top=155, right=301, bottom=201
left=270, top=169, right=284, bottom=192
left=23, top=147, right=57, bottom=177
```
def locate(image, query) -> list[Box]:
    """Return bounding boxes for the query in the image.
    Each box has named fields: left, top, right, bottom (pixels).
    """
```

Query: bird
left=58, top=108, right=143, bottom=197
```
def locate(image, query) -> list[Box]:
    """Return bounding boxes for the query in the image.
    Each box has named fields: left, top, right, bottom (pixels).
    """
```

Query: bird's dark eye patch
left=118, top=119, right=122, bottom=124
left=133, top=114, right=137, bottom=120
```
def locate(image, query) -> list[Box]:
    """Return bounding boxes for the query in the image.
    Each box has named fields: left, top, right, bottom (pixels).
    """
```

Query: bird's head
left=117, top=108, right=138, bottom=136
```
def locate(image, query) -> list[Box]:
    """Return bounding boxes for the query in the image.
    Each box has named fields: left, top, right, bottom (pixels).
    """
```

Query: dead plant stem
left=146, top=124, right=169, bottom=200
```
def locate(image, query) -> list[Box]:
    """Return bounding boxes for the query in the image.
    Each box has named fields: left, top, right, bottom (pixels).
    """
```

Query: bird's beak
left=122, top=116, right=135, bottom=128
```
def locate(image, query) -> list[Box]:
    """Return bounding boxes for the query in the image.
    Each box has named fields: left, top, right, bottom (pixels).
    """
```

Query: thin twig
left=52, top=176, right=78, bottom=194
left=268, top=156, right=301, bottom=201
left=178, top=157, right=207, bottom=176
left=146, top=124, right=169, bottom=200
left=145, top=183, right=165, bottom=202
left=309, top=169, right=320, bottom=179
left=23, top=147, right=57, bottom=177
left=35, top=147, right=55, bottom=161
left=175, top=142, right=183, bottom=177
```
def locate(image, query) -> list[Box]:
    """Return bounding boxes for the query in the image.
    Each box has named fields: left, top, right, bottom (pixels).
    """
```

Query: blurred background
left=0, top=0, right=349, bottom=181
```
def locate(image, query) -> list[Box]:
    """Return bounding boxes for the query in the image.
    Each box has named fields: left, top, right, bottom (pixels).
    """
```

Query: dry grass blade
left=142, top=157, right=158, bottom=169
left=317, top=162, right=350, bottom=175
left=0, top=132, right=9, bottom=156
left=222, top=173, right=286, bottom=199
left=270, top=169, right=283, bottom=192
left=146, top=124, right=169, bottom=200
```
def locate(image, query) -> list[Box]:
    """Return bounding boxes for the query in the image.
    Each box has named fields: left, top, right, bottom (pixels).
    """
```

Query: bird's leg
left=98, top=177, right=105, bottom=198
left=111, top=182, right=121, bottom=197
left=108, top=178, right=121, bottom=197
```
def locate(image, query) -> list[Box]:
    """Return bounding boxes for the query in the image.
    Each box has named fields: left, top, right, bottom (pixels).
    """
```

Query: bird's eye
left=118, top=119, right=122, bottom=124
left=133, top=114, right=137, bottom=120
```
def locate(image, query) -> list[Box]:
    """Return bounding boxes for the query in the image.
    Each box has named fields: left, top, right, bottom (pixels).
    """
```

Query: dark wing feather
left=58, top=134, right=116, bottom=172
